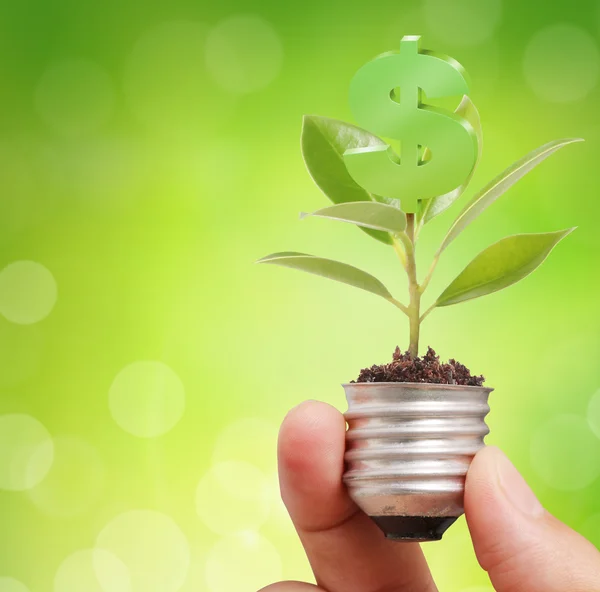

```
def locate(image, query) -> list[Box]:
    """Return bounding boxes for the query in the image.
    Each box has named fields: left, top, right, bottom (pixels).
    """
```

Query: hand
left=260, top=401, right=600, bottom=592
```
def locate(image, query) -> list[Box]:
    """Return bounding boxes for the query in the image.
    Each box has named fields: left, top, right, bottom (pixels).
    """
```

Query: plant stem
left=392, top=237, right=408, bottom=271
left=389, top=297, right=409, bottom=315
left=405, top=213, right=421, bottom=357
left=419, top=251, right=440, bottom=294
left=420, top=302, right=436, bottom=322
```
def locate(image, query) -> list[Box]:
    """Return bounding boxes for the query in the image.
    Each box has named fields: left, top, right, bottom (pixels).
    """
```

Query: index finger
left=278, top=400, right=437, bottom=592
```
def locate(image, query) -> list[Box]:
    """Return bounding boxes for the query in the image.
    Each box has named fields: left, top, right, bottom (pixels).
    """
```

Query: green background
left=0, top=0, right=599, bottom=590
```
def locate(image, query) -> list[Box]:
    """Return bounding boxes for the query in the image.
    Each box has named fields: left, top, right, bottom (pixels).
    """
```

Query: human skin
left=259, top=400, right=600, bottom=592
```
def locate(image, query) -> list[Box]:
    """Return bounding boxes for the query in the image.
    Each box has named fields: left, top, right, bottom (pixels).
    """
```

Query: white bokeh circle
left=264, top=471, right=296, bottom=536
left=196, top=460, right=273, bottom=535
left=586, top=389, right=600, bottom=439
left=109, top=361, right=185, bottom=438
left=523, top=24, right=600, bottom=103
left=28, top=436, right=104, bottom=517
left=0, top=414, right=54, bottom=491
left=0, top=578, right=29, bottom=592
left=423, top=0, right=502, bottom=47
left=205, top=531, right=282, bottom=592
left=0, top=261, right=57, bottom=325
left=212, top=417, right=279, bottom=474
left=530, top=414, right=600, bottom=491
left=35, top=59, right=115, bottom=136
left=54, top=549, right=131, bottom=592
left=96, top=510, right=190, bottom=592
left=205, top=15, right=283, bottom=93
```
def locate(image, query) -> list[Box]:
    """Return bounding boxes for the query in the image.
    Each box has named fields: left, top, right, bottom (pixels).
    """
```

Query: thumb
left=465, top=446, right=600, bottom=592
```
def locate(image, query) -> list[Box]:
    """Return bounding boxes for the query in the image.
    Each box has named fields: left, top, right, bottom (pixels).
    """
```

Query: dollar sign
left=343, top=36, right=478, bottom=213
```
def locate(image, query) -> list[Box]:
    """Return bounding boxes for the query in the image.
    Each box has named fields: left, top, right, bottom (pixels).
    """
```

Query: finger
left=278, top=400, right=436, bottom=592
left=259, top=581, right=323, bottom=591
left=465, top=446, right=600, bottom=592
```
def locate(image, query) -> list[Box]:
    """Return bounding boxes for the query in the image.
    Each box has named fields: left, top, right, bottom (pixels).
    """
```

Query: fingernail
left=495, top=449, right=545, bottom=518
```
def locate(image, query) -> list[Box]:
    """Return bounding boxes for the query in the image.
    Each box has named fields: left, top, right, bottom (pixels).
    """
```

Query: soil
left=353, top=346, right=485, bottom=386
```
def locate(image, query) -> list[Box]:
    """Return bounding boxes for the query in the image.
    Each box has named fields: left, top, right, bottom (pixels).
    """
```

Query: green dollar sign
left=343, top=36, right=478, bottom=213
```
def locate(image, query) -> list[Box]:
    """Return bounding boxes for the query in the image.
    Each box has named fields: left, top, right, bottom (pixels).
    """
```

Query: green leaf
left=301, top=115, right=393, bottom=245
left=435, top=229, right=575, bottom=307
left=301, top=201, right=407, bottom=234
left=439, top=138, right=583, bottom=253
left=420, top=96, right=483, bottom=224
left=256, top=252, right=394, bottom=300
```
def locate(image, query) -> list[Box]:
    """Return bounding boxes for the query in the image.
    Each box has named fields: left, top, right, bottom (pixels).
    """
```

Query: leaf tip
left=299, top=211, right=309, bottom=220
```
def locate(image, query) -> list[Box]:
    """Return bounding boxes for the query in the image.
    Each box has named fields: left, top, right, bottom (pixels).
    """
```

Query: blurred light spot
left=205, top=531, right=282, bottom=592
left=0, top=578, right=29, bottom=592
left=96, top=510, right=190, bottom=592
left=530, top=414, right=600, bottom=491
left=0, top=414, right=53, bottom=491
left=28, top=436, right=104, bottom=517
left=196, top=460, right=272, bottom=535
left=54, top=549, right=131, bottom=592
left=523, top=25, right=599, bottom=102
left=205, top=15, right=283, bottom=94
left=580, top=512, right=600, bottom=548
left=0, top=261, right=57, bottom=325
left=124, top=21, right=231, bottom=136
left=109, top=361, right=185, bottom=438
left=212, top=417, right=279, bottom=474
left=587, top=389, right=600, bottom=439
left=423, top=0, right=502, bottom=46
left=35, top=59, right=115, bottom=137
left=0, top=322, right=43, bottom=388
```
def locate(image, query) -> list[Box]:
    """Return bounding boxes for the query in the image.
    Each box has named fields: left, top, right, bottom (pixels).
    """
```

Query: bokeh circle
left=0, top=414, right=54, bottom=491
left=195, top=460, right=273, bottom=535
left=212, top=417, right=279, bottom=473
left=0, top=261, right=57, bottom=325
left=28, top=436, right=104, bottom=517
left=109, top=361, right=185, bottom=438
left=54, top=548, right=131, bottom=592
left=0, top=578, right=29, bottom=592
left=523, top=24, right=600, bottom=102
left=205, top=15, right=283, bottom=93
left=96, top=510, right=190, bottom=592
left=205, top=531, right=282, bottom=592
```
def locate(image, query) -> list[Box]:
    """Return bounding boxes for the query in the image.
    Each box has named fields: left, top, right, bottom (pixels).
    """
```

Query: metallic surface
left=343, top=382, right=492, bottom=523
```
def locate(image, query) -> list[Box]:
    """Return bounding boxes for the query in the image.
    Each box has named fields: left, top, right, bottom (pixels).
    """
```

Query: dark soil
left=353, top=346, right=485, bottom=386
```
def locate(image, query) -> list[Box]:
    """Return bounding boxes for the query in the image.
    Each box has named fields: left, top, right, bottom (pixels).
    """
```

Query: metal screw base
left=343, top=381, right=493, bottom=543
